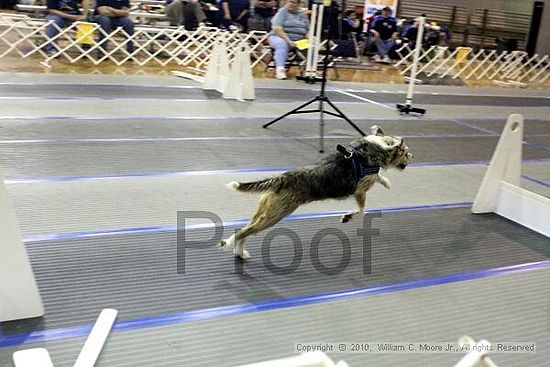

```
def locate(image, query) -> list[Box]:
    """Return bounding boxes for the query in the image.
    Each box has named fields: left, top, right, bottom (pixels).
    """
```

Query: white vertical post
left=404, top=16, right=425, bottom=107
left=305, top=3, right=318, bottom=77
left=0, top=165, right=44, bottom=322
left=472, top=114, right=523, bottom=213
left=311, top=4, right=325, bottom=76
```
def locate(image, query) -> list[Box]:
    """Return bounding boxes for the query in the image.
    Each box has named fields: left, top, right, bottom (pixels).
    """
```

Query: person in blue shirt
left=341, top=9, right=359, bottom=40
left=94, top=0, right=134, bottom=54
left=45, top=0, right=89, bottom=56
left=369, top=6, right=397, bottom=63
left=222, top=0, right=250, bottom=32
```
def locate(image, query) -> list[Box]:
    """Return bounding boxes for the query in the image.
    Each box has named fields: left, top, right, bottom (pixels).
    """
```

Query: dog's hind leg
left=220, top=191, right=299, bottom=259
left=341, top=190, right=366, bottom=223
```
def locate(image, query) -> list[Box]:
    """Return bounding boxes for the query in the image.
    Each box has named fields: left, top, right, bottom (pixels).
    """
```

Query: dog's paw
left=341, top=213, right=353, bottom=223
left=235, top=249, right=251, bottom=260
left=379, top=175, right=391, bottom=189
left=218, top=235, right=236, bottom=251
left=218, top=240, right=230, bottom=251
left=225, top=181, right=240, bottom=190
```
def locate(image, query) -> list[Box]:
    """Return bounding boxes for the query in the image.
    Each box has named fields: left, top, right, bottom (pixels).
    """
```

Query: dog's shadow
left=213, top=268, right=283, bottom=304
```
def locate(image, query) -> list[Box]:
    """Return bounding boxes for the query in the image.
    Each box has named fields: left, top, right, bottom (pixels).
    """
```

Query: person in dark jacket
left=369, top=6, right=397, bottom=63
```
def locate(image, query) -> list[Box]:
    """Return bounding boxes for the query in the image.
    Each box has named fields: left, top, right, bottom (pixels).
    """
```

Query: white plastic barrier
left=234, top=352, right=348, bottom=367
left=0, top=13, right=270, bottom=69
left=0, top=164, right=44, bottom=322
left=453, top=336, right=499, bottom=367
left=175, top=37, right=255, bottom=101
left=13, top=309, right=118, bottom=367
left=396, top=43, right=550, bottom=87
left=472, top=114, right=550, bottom=237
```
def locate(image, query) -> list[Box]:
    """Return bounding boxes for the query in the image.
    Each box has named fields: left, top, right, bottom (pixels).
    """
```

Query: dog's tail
left=226, top=177, right=282, bottom=192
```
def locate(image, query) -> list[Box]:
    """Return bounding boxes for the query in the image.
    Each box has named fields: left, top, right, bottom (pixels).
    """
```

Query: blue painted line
left=523, top=142, right=550, bottom=153
left=6, top=167, right=293, bottom=184
left=0, top=133, right=510, bottom=145
left=0, top=82, right=317, bottom=92
left=0, top=96, right=364, bottom=105
left=3, top=133, right=548, bottom=146
left=0, top=115, right=403, bottom=122
left=451, top=119, right=499, bottom=135
left=6, top=158, right=550, bottom=185
left=22, top=202, right=473, bottom=243
left=0, top=82, right=202, bottom=89
left=522, top=175, right=550, bottom=190
left=1, top=259, right=549, bottom=348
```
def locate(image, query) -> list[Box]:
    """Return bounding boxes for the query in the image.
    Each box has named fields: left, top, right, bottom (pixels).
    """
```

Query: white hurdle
left=233, top=352, right=348, bottom=367
left=0, top=164, right=44, bottom=323
left=13, top=309, right=118, bottom=367
left=453, top=336, right=499, bottom=367
left=472, top=114, right=550, bottom=237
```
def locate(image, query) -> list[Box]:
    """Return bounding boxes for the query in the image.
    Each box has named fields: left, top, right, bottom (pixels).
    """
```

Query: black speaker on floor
left=526, top=1, right=544, bottom=56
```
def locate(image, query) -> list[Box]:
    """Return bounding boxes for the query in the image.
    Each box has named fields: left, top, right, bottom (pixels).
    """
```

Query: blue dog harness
left=337, top=144, right=380, bottom=182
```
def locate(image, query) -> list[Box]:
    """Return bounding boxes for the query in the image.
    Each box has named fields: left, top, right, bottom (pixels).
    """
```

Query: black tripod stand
left=262, top=2, right=366, bottom=153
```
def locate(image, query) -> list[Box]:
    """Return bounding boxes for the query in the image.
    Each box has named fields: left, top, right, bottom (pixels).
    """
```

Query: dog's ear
left=369, top=125, right=385, bottom=136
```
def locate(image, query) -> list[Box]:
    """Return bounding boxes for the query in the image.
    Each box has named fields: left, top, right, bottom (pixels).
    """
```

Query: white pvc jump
left=396, top=35, right=550, bottom=87
left=472, top=114, right=550, bottom=238
left=0, top=164, right=44, bottom=323
left=234, top=352, right=348, bottom=367
left=12, top=309, right=118, bottom=367
left=453, top=336, right=499, bottom=367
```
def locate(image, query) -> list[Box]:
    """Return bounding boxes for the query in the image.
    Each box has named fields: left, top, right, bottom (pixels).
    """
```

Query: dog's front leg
left=341, top=190, right=366, bottom=223
left=377, top=173, right=391, bottom=189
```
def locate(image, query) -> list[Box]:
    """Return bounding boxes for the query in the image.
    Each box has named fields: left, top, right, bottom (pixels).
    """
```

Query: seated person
left=222, top=0, right=250, bottom=32
left=268, top=0, right=309, bottom=80
left=94, top=0, right=134, bottom=54
left=202, top=0, right=223, bottom=27
left=252, top=0, right=276, bottom=31
left=341, top=9, right=359, bottom=40
left=45, top=0, right=89, bottom=56
left=165, top=0, right=208, bottom=29
left=369, top=6, right=397, bottom=63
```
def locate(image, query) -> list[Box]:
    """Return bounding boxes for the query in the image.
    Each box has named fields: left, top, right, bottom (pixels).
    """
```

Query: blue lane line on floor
left=0, top=133, right=510, bottom=145
left=451, top=119, right=500, bottom=135
left=0, top=115, right=424, bottom=121
left=1, top=259, right=549, bottom=348
left=522, top=175, right=550, bottom=190
left=452, top=119, right=550, bottom=153
left=2, top=134, right=550, bottom=145
left=523, top=142, right=550, bottom=153
left=0, top=83, right=317, bottom=92
left=22, top=201, right=473, bottom=243
left=6, top=158, right=550, bottom=185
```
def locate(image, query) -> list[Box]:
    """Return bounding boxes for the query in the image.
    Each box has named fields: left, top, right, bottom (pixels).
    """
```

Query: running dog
left=219, top=125, right=414, bottom=259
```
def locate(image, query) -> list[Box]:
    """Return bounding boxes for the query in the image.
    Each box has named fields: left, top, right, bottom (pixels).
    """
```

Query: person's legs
left=263, top=15, right=272, bottom=31
left=187, top=1, right=207, bottom=27
left=205, top=9, right=222, bottom=27
left=375, top=38, right=393, bottom=57
left=237, top=12, right=249, bottom=32
left=268, top=34, right=289, bottom=79
left=45, top=14, right=73, bottom=52
left=164, top=0, right=184, bottom=26
left=94, top=14, right=113, bottom=51
left=111, top=17, right=135, bottom=53
left=268, top=34, right=289, bottom=67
